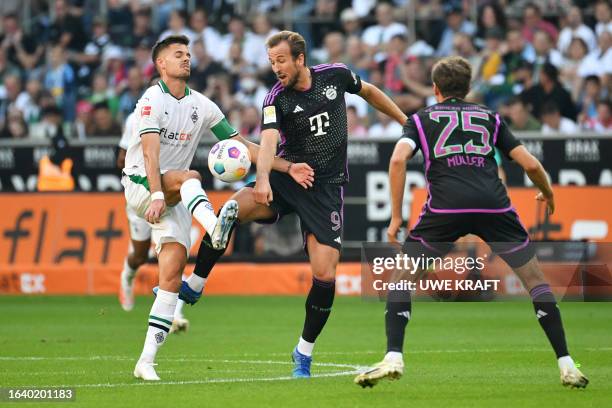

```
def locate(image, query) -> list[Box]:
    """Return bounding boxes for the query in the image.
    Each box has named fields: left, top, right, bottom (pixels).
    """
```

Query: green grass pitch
left=1, top=296, right=611, bottom=407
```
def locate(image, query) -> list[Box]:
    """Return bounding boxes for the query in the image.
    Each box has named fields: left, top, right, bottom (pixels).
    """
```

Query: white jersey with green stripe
left=123, top=80, right=238, bottom=176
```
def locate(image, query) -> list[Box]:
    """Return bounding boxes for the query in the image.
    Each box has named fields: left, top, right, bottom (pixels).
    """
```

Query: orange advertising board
left=1, top=187, right=611, bottom=296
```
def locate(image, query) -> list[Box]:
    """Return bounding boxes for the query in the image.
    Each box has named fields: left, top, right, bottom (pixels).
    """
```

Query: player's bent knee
left=311, top=266, right=337, bottom=282
left=185, top=170, right=202, bottom=182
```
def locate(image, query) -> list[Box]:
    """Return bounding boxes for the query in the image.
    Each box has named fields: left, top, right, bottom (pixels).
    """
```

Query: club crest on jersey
left=323, top=85, right=337, bottom=100
left=191, top=107, right=199, bottom=123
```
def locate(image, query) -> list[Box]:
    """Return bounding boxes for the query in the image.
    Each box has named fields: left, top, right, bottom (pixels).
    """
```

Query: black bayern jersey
left=403, top=98, right=522, bottom=211
left=261, top=63, right=362, bottom=185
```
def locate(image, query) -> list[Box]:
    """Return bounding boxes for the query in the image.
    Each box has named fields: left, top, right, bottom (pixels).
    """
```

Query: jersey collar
left=442, top=96, right=463, bottom=103
left=158, top=80, right=191, bottom=99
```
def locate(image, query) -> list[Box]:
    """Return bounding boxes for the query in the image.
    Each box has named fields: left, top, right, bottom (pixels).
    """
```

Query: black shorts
left=247, top=171, right=344, bottom=251
left=405, top=206, right=534, bottom=268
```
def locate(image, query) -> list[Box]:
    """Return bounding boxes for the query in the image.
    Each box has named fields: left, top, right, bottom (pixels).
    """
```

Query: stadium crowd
left=0, top=0, right=611, bottom=141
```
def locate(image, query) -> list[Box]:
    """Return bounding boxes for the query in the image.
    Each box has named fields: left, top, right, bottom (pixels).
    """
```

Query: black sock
left=301, top=278, right=335, bottom=343
left=192, top=224, right=236, bottom=279
left=530, top=283, right=569, bottom=358
left=385, top=288, right=412, bottom=353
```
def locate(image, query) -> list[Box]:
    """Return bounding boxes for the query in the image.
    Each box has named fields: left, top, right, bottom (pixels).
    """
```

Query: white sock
left=140, top=289, right=178, bottom=363
left=186, top=273, right=206, bottom=292
left=122, top=258, right=137, bottom=283
left=174, top=299, right=185, bottom=319
left=384, top=351, right=403, bottom=363
left=558, top=355, right=575, bottom=371
left=180, top=178, right=217, bottom=233
left=297, top=337, right=314, bottom=356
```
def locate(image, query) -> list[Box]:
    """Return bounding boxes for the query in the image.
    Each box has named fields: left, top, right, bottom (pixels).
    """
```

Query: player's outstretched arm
left=231, top=135, right=314, bottom=188
left=358, top=81, right=408, bottom=126
left=141, top=132, right=166, bottom=223
left=387, top=140, right=414, bottom=242
left=509, top=145, right=555, bottom=214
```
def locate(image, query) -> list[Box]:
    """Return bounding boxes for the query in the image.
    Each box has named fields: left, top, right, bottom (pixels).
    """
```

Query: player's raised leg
left=134, top=242, right=186, bottom=381
left=182, top=187, right=277, bottom=301
left=119, top=238, right=150, bottom=311
left=291, top=235, right=339, bottom=378
left=512, top=256, right=589, bottom=388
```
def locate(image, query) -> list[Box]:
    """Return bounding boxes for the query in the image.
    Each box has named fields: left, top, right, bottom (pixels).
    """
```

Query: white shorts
left=122, top=174, right=192, bottom=255
left=126, top=205, right=152, bottom=242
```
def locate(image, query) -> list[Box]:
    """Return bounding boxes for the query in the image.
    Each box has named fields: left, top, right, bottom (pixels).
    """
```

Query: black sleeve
left=401, top=114, right=421, bottom=153
left=260, top=98, right=282, bottom=132
left=337, top=66, right=362, bottom=94
left=495, top=117, right=522, bottom=158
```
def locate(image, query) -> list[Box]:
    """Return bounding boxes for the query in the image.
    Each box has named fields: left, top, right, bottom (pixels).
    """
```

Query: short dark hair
left=506, top=95, right=526, bottom=108
left=266, top=30, right=307, bottom=63
left=540, top=63, right=559, bottom=83
left=431, top=56, right=472, bottom=99
left=541, top=101, right=560, bottom=116
left=151, top=35, right=190, bottom=65
left=585, top=75, right=601, bottom=85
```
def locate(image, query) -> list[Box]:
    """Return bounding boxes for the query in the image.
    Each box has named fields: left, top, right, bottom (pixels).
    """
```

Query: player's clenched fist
left=254, top=179, right=273, bottom=206
left=145, top=196, right=166, bottom=223
left=289, top=163, right=315, bottom=189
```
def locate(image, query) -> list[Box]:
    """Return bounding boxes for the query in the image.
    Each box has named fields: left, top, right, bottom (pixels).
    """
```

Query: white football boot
left=210, top=200, right=239, bottom=250
left=354, top=357, right=404, bottom=388
left=133, top=359, right=161, bottom=381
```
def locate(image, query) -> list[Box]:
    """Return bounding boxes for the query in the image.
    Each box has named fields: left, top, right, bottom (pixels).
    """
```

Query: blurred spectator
left=503, top=29, right=536, bottom=73
left=0, top=107, right=27, bottom=138
left=577, top=30, right=612, bottom=79
left=189, top=8, right=222, bottom=63
left=74, top=100, right=93, bottom=140
left=533, top=30, right=563, bottom=71
left=29, top=105, right=63, bottom=139
left=133, top=41, right=156, bottom=82
left=107, top=0, right=133, bottom=48
left=128, top=7, right=156, bottom=49
left=15, top=78, right=42, bottom=125
left=362, top=3, right=408, bottom=60
left=234, top=73, right=268, bottom=108
left=189, top=39, right=226, bottom=93
left=0, top=73, right=21, bottom=128
left=594, top=0, right=612, bottom=37
left=368, top=110, right=403, bottom=138
left=0, top=47, right=20, bottom=82
left=577, top=75, right=603, bottom=124
left=223, top=41, right=250, bottom=87
left=307, top=0, right=343, bottom=50
left=314, top=32, right=346, bottom=65
left=382, top=34, right=409, bottom=95
left=89, top=72, right=119, bottom=118
left=453, top=33, right=483, bottom=80
left=436, top=2, right=476, bottom=57
left=582, top=99, right=612, bottom=132
left=239, top=105, right=261, bottom=140
left=88, top=102, right=121, bottom=137
left=347, top=105, right=367, bottom=138
left=102, top=45, right=128, bottom=95
left=521, top=2, right=558, bottom=44
left=510, top=60, right=535, bottom=95
left=340, top=8, right=362, bottom=37
left=48, top=0, right=87, bottom=52
left=560, top=37, right=589, bottom=98
left=44, top=45, right=76, bottom=121
left=0, top=13, right=44, bottom=73
left=521, top=63, right=577, bottom=121
left=204, top=74, right=235, bottom=114
left=345, top=35, right=371, bottom=81
left=220, top=16, right=254, bottom=65
left=159, top=9, right=197, bottom=44
left=479, top=28, right=505, bottom=82
left=118, top=67, right=145, bottom=120
left=475, top=2, right=507, bottom=48
left=557, top=6, right=597, bottom=54
left=540, top=101, right=579, bottom=135
left=505, top=96, right=542, bottom=131
left=244, top=14, right=278, bottom=71
left=70, top=17, right=113, bottom=90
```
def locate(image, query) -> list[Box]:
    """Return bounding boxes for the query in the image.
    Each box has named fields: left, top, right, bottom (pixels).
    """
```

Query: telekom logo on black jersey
left=309, top=112, right=330, bottom=136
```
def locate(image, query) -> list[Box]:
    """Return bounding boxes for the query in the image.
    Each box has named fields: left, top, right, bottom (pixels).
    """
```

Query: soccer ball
left=208, top=139, right=251, bottom=182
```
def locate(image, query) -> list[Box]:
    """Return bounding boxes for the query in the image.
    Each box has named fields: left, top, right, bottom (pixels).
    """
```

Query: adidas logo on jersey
left=293, top=105, right=304, bottom=113
left=334, top=237, right=341, bottom=244
left=536, top=310, right=548, bottom=319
